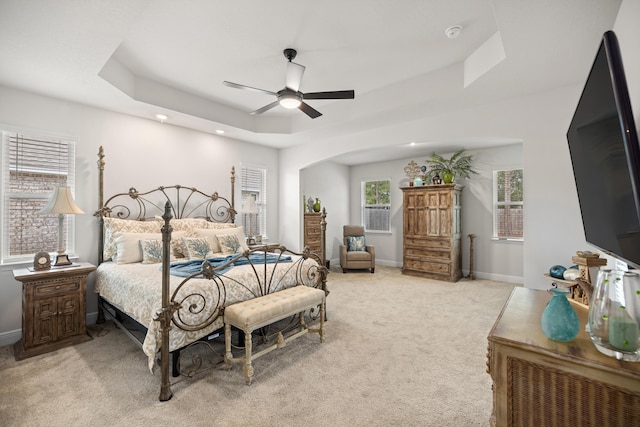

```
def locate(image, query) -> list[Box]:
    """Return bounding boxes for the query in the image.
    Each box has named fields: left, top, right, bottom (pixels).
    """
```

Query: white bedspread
left=95, top=255, right=320, bottom=372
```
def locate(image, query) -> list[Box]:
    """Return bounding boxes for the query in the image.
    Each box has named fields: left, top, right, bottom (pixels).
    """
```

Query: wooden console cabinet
left=401, top=184, right=462, bottom=281
left=487, top=287, right=640, bottom=426
left=13, top=262, right=96, bottom=360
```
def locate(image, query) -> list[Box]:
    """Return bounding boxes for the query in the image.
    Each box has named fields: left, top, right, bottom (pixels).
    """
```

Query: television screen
left=567, top=30, right=640, bottom=269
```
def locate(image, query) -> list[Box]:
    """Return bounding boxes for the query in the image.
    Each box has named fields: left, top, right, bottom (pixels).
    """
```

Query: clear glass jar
left=588, top=269, right=640, bottom=361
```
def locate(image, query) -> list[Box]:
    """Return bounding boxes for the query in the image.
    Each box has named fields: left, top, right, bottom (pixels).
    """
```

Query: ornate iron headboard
left=95, top=146, right=236, bottom=263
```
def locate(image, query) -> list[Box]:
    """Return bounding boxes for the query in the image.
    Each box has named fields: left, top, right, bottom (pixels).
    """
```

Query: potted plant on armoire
left=425, top=148, right=477, bottom=184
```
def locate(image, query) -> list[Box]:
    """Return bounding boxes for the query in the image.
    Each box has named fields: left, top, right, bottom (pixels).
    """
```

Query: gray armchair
left=339, top=225, right=375, bottom=273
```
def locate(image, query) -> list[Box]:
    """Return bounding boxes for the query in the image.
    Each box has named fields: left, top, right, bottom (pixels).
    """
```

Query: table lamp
left=242, top=198, right=259, bottom=245
left=39, top=186, right=84, bottom=266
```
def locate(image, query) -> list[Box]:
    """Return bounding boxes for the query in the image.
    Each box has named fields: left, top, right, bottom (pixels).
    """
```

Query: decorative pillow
left=152, top=218, right=235, bottom=257
left=182, top=237, right=214, bottom=260
left=194, top=226, right=249, bottom=254
left=113, top=232, right=162, bottom=264
left=103, top=217, right=161, bottom=260
left=113, top=231, right=185, bottom=263
left=193, top=228, right=225, bottom=253
left=347, top=235, right=366, bottom=252
left=200, top=222, right=237, bottom=230
left=140, top=239, right=163, bottom=264
left=217, top=233, right=243, bottom=254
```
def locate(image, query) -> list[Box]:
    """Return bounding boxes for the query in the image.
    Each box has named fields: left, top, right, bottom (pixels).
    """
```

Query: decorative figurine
left=403, top=160, right=422, bottom=184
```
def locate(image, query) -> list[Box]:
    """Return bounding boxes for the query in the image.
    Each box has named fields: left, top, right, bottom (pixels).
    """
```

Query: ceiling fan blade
left=223, top=81, right=277, bottom=97
left=250, top=100, right=280, bottom=115
left=285, top=62, right=305, bottom=92
left=298, top=102, right=322, bottom=119
left=303, top=90, right=355, bottom=100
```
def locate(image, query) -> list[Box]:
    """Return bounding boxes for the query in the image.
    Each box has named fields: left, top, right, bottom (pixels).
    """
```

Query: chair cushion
left=347, top=235, right=366, bottom=252
left=346, top=250, right=372, bottom=261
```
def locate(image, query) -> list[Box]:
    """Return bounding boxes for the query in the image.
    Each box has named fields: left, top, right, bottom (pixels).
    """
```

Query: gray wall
left=0, top=86, right=279, bottom=346
left=300, top=161, right=350, bottom=264
left=340, top=144, right=524, bottom=282
left=1, top=0, right=638, bottom=346
left=287, top=0, right=639, bottom=294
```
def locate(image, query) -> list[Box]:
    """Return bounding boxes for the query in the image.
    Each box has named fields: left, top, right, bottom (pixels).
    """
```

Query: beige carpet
left=0, top=266, right=516, bottom=427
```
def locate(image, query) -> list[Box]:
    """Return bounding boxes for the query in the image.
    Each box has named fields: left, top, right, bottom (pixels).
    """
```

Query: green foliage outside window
left=363, top=180, right=391, bottom=232
left=496, top=169, right=523, bottom=202
left=365, top=180, right=390, bottom=205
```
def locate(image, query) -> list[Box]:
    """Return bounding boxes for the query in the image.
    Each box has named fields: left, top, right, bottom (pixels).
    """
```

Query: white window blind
left=1, top=131, right=78, bottom=264
left=240, top=164, right=267, bottom=240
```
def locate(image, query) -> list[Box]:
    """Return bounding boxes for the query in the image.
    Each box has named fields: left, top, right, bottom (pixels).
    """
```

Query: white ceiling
left=0, top=0, right=623, bottom=165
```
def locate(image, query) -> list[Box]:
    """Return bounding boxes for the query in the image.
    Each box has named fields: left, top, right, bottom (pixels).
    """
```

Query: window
left=493, top=169, right=523, bottom=239
left=240, top=164, right=267, bottom=240
left=362, top=179, right=390, bottom=232
left=1, top=130, right=78, bottom=264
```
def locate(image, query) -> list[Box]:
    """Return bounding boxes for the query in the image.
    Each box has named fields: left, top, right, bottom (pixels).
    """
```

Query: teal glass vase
left=541, top=288, right=580, bottom=342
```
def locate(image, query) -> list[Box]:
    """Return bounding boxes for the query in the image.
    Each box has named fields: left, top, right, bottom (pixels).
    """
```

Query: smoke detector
left=445, top=25, right=463, bottom=39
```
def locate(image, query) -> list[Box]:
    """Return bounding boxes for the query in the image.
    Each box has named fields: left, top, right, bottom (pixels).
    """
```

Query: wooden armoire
left=401, top=184, right=462, bottom=282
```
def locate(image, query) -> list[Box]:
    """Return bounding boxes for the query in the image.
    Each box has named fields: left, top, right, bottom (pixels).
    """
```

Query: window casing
left=362, top=179, right=391, bottom=232
left=240, top=164, right=267, bottom=240
left=1, top=131, right=79, bottom=264
left=493, top=169, right=524, bottom=240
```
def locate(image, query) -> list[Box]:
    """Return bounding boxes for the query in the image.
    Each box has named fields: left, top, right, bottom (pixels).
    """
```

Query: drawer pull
left=56, top=285, right=61, bottom=290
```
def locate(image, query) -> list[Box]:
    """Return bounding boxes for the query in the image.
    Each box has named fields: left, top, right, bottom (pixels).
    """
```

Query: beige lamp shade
left=39, top=186, right=83, bottom=266
left=241, top=197, right=259, bottom=215
left=40, top=186, right=84, bottom=215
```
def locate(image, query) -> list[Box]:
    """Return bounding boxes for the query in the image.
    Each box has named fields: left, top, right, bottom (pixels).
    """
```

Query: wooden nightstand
left=13, top=262, right=96, bottom=361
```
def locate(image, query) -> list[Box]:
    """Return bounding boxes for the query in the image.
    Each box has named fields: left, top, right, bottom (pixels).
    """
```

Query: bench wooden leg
left=299, top=312, right=306, bottom=333
left=320, top=301, right=325, bottom=343
left=224, top=322, right=232, bottom=370
left=243, top=328, right=254, bottom=385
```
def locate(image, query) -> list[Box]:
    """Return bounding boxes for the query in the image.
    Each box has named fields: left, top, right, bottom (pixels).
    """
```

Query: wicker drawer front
left=405, top=259, right=450, bottom=274
left=509, top=358, right=640, bottom=426
left=34, top=280, right=80, bottom=297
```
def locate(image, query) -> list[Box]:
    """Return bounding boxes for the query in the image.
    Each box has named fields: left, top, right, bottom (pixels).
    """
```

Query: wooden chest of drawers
left=304, top=212, right=323, bottom=257
left=401, top=184, right=462, bottom=282
left=13, top=262, right=96, bottom=360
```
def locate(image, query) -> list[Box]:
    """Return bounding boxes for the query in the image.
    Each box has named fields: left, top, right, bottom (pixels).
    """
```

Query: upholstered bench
left=223, top=285, right=325, bottom=385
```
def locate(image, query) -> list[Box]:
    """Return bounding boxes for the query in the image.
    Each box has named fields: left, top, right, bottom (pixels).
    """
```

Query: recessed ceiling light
left=155, top=114, right=168, bottom=123
left=216, top=129, right=225, bottom=134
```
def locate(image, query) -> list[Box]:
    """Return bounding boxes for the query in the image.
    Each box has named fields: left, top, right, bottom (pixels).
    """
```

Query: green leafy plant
left=425, top=148, right=478, bottom=183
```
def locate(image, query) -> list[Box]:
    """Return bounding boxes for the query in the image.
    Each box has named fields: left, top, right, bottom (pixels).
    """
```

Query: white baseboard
left=329, top=258, right=401, bottom=269
left=465, top=270, right=524, bottom=285
left=376, top=259, right=402, bottom=268
left=0, top=329, right=20, bottom=348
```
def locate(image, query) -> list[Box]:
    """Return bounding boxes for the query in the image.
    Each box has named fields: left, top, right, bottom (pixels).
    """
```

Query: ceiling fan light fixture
left=279, top=94, right=302, bottom=109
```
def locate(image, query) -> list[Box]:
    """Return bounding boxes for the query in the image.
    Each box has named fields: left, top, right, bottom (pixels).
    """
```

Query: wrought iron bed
left=93, top=147, right=328, bottom=401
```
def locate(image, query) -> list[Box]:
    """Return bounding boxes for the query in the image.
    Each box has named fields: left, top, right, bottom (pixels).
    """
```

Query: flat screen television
left=567, top=30, right=640, bottom=269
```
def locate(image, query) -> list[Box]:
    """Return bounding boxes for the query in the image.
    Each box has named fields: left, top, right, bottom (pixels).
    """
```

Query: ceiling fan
left=223, top=48, right=355, bottom=119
